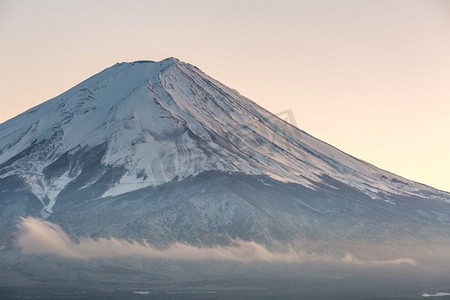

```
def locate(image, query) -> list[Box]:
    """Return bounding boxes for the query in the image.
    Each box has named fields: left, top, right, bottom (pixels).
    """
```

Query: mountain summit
left=1, top=58, right=449, bottom=245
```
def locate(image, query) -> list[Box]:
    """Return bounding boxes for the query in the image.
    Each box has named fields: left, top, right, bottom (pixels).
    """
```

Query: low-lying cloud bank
left=16, top=217, right=417, bottom=266
left=422, top=292, right=450, bottom=297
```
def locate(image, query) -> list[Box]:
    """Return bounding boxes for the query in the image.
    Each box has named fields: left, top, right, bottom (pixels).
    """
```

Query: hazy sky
left=1, top=0, right=449, bottom=191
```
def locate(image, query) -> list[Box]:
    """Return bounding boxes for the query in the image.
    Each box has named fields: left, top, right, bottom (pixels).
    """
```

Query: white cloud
left=16, top=217, right=418, bottom=267
left=342, top=252, right=417, bottom=266
left=423, top=292, right=450, bottom=297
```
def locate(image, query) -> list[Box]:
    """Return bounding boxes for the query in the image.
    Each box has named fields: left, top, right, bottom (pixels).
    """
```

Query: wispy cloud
left=16, top=217, right=417, bottom=266
left=341, top=252, right=417, bottom=266
left=422, top=292, right=450, bottom=297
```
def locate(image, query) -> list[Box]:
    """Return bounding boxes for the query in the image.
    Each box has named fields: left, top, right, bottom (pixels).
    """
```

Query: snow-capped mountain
left=1, top=58, right=449, bottom=244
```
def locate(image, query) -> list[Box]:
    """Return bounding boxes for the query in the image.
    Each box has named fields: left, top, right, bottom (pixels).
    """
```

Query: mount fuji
left=1, top=57, right=449, bottom=247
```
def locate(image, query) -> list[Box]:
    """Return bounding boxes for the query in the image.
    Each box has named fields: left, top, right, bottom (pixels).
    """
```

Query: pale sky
left=1, top=0, right=449, bottom=191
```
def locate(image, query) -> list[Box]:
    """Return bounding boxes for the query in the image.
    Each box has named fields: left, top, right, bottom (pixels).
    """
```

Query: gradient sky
left=1, top=0, right=449, bottom=191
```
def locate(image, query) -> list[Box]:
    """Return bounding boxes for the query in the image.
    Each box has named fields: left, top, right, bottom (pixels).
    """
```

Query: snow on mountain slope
left=0, top=58, right=448, bottom=219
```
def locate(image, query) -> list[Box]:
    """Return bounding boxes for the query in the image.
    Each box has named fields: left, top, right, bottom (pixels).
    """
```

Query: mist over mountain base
left=2, top=217, right=450, bottom=300
left=1, top=250, right=450, bottom=300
